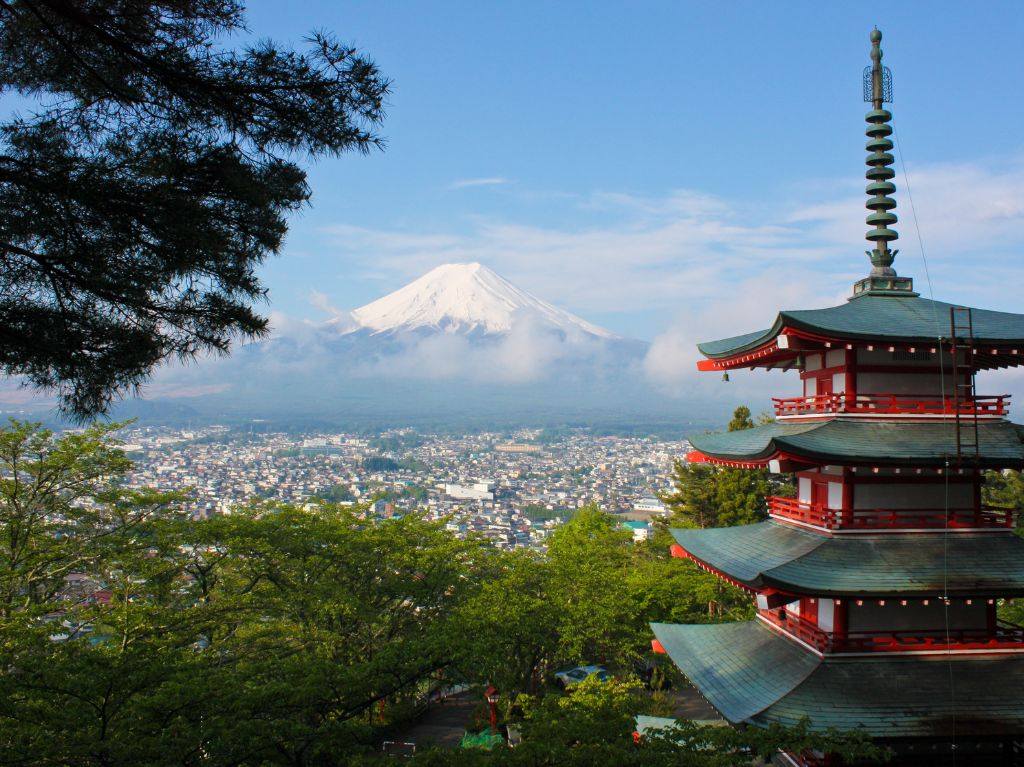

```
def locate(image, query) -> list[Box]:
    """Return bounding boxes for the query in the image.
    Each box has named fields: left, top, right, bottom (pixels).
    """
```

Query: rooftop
left=698, top=295, right=1024, bottom=364
left=651, top=620, right=1024, bottom=738
left=688, top=418, right=1024, bottom=469
left=670, top=521, right=1024, bottom=596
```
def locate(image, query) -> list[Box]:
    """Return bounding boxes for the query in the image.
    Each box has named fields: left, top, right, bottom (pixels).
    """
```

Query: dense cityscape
left=120, top=425, right=681, bottom=548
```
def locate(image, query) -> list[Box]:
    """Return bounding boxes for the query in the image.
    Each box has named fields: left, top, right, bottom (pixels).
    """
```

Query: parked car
left=554, top=665, right=610, bottom=689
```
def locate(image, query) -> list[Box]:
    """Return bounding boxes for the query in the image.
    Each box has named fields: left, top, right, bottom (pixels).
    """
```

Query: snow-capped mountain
left=136, top=262, right=663, bottom=425
left=340, top=262, right=618, bottom=339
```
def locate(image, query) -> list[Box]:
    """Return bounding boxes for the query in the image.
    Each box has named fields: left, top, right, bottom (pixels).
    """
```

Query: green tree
left=984, top=470, right=1024, bottom=624
left=0, top=1, right=389, bottom=418
left=312, top=482, right=355, bottom=502
left=191, top=504, right=485, bottom=764
left=659, top=459, right=770, bottom=529
left=0, top=420, right=218, bottom=764
left=545, top=506, right=637, bottom=666
left=983, top=469, right=1024, bottom=519
left=0, top=419, right=161, bottom=616
left=726, top=405, right=754, bottom=432
left=455, top=550, right=562, bottom=694
left=0, top=421, right=484, bottom=765
left=659, top=406, right=772, bottom=529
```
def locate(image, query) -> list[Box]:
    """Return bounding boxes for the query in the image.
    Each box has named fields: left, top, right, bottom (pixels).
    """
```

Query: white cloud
left=448, top=177, right=510, bottom=190
left=642, top=276, right=848, bottom=403
left=314, top=154, right=1024, bottom=404
left=323, top=153, right=1024, bottom=328
left=347, top=316, right=617, bottom=385
left=309, top=289, right=343, bottom=318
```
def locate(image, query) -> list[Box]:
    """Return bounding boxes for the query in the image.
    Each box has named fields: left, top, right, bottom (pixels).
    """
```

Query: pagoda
left=650, top=30, right=1024, bottom=766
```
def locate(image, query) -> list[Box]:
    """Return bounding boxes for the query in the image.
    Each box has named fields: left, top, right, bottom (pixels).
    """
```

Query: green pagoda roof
left=671, top=521, right=1024, bottom=596
left=689, top=419, right=1024, bottom=469
left=698, top=295, right=1024, bottom=359
left=651, top=620, right=1024, bottom=738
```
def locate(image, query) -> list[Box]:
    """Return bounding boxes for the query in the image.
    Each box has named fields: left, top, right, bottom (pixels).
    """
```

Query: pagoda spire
left=853, top=28, right=916, bottom=297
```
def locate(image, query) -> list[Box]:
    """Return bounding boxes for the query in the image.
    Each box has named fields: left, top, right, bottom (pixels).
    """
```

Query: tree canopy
left=0, top=0, right=389, bottom=418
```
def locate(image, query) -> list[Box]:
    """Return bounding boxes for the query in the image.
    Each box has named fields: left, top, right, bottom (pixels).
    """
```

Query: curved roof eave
left=697, top=296, right=1024, bottom=361
left=653, top=621, right=1024, bottom=737
left=650, top=621, right=820, bottom=723
left=671, top=522, right=1024, bottom=597
left=688, top=420, right=1024, bottom=469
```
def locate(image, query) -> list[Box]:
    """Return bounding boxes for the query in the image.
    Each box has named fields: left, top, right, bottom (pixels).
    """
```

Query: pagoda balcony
left=760, top=609, right=1024, bottom=655
left=767, top=495, right=1015, bottom=532
left=772, top=392, right=1010, bottom=419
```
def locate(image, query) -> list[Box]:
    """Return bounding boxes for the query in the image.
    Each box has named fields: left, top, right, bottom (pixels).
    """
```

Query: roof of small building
left=671, top=521, right=1024, bottom=596
left=688, top=419, right=1024, bottom=468
left=698, top=295, right=1024, bottom=359
left=634, top=715, right=727, bottom=737
left=651, top=620, right=1024, bottom=738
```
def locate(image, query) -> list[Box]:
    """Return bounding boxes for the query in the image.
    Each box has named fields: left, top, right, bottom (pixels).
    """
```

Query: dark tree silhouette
left=0, top=0, right=389, bottom=418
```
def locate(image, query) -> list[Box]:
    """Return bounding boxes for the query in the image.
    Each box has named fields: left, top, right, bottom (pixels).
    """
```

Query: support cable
left=892, top=123, right=957, bottom=764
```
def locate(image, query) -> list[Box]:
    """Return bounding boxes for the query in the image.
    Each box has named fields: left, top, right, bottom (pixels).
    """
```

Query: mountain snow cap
left=347, top=262, right=618, bottom=338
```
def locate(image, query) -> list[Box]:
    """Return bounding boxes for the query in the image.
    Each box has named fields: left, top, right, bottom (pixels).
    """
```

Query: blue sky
left=242, top=0, right=1024, bottom=349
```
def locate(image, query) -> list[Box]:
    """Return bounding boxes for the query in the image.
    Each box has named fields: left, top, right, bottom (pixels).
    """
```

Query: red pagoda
left=651, top=29, right=1024, bottom=766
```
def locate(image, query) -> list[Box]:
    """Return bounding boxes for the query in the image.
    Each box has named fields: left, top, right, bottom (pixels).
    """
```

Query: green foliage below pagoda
left=352, top=678, right=884, bottom=766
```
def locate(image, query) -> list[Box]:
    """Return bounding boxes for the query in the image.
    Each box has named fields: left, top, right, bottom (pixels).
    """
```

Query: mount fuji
left=320, top=262, right=618, bottom=340
left=130, top=263, right=678, bottom=427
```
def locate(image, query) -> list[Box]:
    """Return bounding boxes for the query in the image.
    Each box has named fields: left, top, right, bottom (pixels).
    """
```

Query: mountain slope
left=347, top=262, right=618, bottom=338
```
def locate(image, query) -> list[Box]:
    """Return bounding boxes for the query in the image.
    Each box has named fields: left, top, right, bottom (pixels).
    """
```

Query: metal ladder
left=949, top=306, right=980, bottom=467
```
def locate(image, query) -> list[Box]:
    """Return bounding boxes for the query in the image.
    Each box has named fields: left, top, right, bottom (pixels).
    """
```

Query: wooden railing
left=767, top=496, right=1015, bottom=531
left=772, top=393, right=1010, bottom=418
left=761, top=609, right=1024, bottom=654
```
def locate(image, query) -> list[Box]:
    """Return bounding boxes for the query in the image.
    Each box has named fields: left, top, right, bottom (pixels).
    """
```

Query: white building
left=633, top=497, right=667, bottom=515
left=444, top=482, right=494, bottom=501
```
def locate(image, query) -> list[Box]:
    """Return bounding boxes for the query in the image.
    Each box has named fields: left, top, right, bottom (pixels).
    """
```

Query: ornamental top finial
left=852, top=27, right=916, bottom=298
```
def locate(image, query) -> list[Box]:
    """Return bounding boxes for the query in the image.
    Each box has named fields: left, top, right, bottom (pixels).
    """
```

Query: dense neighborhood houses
left=120, top=426, right=677, bottom=548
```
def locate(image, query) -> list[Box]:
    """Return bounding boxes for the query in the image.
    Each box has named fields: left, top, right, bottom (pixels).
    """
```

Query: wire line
left=893, top=123, right=957, bottom=765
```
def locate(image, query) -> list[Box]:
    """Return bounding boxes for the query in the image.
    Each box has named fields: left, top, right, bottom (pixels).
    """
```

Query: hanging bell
left=721, top=372, right=730, bottom=383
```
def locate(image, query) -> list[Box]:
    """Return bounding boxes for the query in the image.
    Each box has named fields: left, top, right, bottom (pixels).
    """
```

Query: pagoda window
left=856, top=370, right=948, bottom=397
left=797, top=476, right=812, bottom=504
left=797, top=470, right=847, bottom=509
left=853, top=481, right=974, bottom=511
left=857, top=347, right=946, bottom=367
left=825, top=349, right=846, bottom=368
left=847, top=600, right=988, bottom=634
left=796, top=350, right=852, bottom=408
